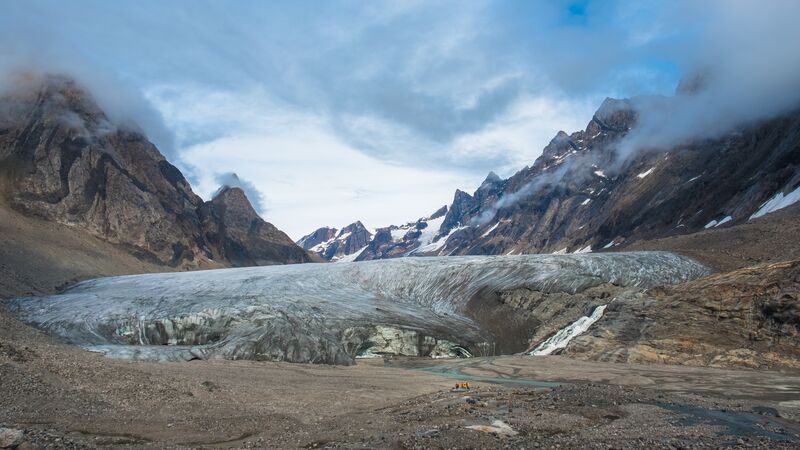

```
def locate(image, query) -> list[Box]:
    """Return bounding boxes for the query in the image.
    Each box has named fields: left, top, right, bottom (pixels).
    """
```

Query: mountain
left=0, top=74, right=312, bottom=283
left=297, top=221, right=372, bottom=262
left=199, top=186, right=311, bottom=266
left=299, top=206, right=456, bottom=262
left=314, top=90, right=800, bottom=261
left=433, top=97, right=800, bottom=256
left=358, top=205, right=450, bottom=260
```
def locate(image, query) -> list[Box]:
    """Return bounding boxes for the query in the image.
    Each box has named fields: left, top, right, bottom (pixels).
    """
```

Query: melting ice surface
left=530, top=304, right=608, bottom=356
left=7, top=252, right=708, bottom=365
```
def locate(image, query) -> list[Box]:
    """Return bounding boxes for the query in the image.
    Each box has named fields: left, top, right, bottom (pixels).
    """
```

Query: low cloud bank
left=618, top=0, right=800, bottom=159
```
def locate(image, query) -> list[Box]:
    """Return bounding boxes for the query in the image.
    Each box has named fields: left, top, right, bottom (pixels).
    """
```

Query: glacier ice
left=530, top=304, right=608, bottom=355
left=7, top=252, right=708, bottom=365
left=750, top=185, right=800, bottom=220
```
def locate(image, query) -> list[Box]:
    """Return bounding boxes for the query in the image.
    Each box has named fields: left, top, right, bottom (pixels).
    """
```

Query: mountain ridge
left=302, top=90, right=800, bottom=261
left=0, top=74, right=313, bottom=274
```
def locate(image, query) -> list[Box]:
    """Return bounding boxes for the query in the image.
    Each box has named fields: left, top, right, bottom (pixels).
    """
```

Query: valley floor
left=2, top=305, right=800, bottom=449
left=3, top=195, right=800, bottom=449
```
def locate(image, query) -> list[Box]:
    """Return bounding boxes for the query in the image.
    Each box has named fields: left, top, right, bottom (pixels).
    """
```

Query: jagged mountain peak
left=675, top=71, right=710, bottom=95
left=329, top=91, right=800, bottom=261
left=339, top=220, right=368, bottom=234
left=210, top=186, right=260, bottom=223
left=213, top=185, right=249, bottom=203
left=428, top=205, right=448, bottom=220
left=591, top=97, right=637, bottom=132
left=299, top=220, right=373, bottom=262
left=479, top=171, right=503, bottom=189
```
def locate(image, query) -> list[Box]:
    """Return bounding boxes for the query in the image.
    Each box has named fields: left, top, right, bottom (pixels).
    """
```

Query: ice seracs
left=9, top=253, right=708, bottom=365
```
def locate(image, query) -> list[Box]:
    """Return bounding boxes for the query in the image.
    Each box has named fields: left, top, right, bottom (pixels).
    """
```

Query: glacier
left=6, top=252, right=708, bottom=365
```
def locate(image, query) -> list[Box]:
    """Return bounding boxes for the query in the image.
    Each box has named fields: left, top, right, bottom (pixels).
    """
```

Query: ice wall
left=7, top=252, right=708, bottom=364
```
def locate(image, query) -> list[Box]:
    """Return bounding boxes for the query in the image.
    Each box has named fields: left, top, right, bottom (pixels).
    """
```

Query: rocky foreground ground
left=3, top=305, right=800, bottom=449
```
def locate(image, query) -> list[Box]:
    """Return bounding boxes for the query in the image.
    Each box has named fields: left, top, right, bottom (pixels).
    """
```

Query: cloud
left=471, top=162, right=572, bottom=226
left=615, top=0, right=800, bottom=159
left=4, top=0, right=798, bottom=237
left=0, top=19, right=177, bottom=158
left=162, top=86, right=473, bottom=239
left=214, top=172, right=267, bottom=213
left=0, top=0, right=645, bottom=175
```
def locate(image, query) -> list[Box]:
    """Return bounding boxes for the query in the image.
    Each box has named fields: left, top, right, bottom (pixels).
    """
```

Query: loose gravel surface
left=3, top=307, right=800, bottom=449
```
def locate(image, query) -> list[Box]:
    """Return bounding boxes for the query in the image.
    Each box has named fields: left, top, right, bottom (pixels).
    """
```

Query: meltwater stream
left=7, top=252, right=708, bottom=364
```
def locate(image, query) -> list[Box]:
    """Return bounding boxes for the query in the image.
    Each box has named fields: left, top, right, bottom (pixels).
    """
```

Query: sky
left=1, top=1, right=798, bottom=239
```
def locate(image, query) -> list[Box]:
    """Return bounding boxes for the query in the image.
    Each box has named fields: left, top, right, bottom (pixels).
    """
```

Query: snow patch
left=704, top=216, right=733, bottom=229
left=637, top=168, right=654, bottom=179
left=412, top=225, right=466, bottom=255
left=416, top=215, right=446, bottom=247
left=750, top=186, right=800, bottom=220
left=390, top=227, right=408, bottom=242
left=573, top=245, right=592, bottom=254
left=580, top=198, right=591, bottom=206
left=466, top=420, right=518, bottom=436
left=551, top=248, right=568, bottom=255
left=593, top=170, right=606, bottom=178
left=334, top=246, right=367, bottom=263
left=480, top=221, right=500, bottom=238
left=530, top=304, right=608, bottom=356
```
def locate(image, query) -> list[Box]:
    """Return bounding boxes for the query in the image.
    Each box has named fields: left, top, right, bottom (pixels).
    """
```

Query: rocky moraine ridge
left=305, top=84, right=800, bottom=261
left=0, top=75, right=312, bottom=268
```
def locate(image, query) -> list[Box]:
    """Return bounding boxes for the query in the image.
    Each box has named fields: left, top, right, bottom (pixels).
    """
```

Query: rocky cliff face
left=566, top=259, right=800, bottom=369
left=316, top=92, right=800, bottom=260
left=296, top=227, right=337, bottom=251
left=199, top=186, right=311, bottom=266
left=357, top=205, right=451, bottom=260
left=431, top=96, right=800, bottom=256
left=298, top=221, right=373, bottom=262
left=0, top=74, right=311, bottom=268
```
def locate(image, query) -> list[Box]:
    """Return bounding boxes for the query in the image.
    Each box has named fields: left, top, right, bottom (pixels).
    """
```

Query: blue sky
left=2, top=0, right=797, bottom=238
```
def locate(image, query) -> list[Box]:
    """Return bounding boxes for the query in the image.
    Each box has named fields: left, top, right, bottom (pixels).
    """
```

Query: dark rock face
left=297, top=221, right=373, bottom=261
left=306, top=90, right=799, bottom=261
left=375, top=95, right=800, bottom=258
left=297, top=227, right=337, bottom=251
left=199, top=187, right=312, bottom=266
left=0, top=74, right=311, bottom=268
left=357, top=206, right=450, bottom=260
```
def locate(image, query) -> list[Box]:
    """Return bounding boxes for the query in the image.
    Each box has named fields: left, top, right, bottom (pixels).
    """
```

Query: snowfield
left=750, top=185, right=800, bottom=220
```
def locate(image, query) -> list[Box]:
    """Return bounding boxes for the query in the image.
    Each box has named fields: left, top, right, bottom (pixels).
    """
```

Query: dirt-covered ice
left=7, top=252, right=708, bottom=364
